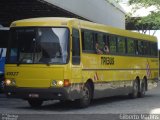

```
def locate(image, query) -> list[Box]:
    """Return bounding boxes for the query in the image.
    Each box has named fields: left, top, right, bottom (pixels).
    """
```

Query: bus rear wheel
left=129, top=80, right=139, bottom=99
left=76, top=83, right=92, bottom=108
left=138, top=79, right=146, bottom=97
left=28, top=99, right=43, bottom=108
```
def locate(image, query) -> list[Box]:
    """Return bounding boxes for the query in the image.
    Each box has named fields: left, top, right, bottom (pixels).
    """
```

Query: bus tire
left=129, top=80, right=139, bottom=99
left=28, top=99, right=43, bottom=108
left=76, top=83, right=92, bottom=108
left=138, top=79, right=146, bottom=98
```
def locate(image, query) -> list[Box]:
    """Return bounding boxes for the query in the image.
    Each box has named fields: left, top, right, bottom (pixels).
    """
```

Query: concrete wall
left=44, top=0, right=126, bottom=29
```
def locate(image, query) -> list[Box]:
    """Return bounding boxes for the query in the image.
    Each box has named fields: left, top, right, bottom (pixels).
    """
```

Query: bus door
left=71, top=28, right=82, bottom=83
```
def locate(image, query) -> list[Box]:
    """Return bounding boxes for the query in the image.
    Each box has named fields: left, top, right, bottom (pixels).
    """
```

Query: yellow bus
left=5, top=17, right=159, bottom=108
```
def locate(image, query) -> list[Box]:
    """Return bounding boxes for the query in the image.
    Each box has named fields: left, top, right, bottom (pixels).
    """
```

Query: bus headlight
left=5, top=79, right=16, bottom=86
left=52, top=80, right=57, bottom=86
left=58, top=81, right=64, bottom=86
left=51, top=80, right=64, bottom=87
left=12, top=80, right=16, bottom=86
left=5, top=79, right=11, bottom=86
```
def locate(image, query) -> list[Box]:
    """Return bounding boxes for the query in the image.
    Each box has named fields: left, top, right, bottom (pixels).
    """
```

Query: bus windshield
left=7, top=27, right=69, bottom=64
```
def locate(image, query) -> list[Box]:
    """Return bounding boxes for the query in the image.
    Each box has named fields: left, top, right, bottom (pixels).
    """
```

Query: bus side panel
left=147, top=58, right=159, bottom=90
left=81, top=53, right=158, bottom=99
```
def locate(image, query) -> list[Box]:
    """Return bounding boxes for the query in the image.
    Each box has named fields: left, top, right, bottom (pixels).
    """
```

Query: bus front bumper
left=4, top=86, right=82, bottom=100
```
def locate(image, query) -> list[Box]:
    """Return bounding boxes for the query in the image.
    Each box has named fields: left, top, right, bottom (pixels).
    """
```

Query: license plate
left=29, top=93, right=39, bottom=98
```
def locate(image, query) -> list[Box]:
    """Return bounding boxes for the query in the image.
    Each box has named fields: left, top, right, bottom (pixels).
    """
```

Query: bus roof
left=10, top=17, right=157, bottom=42
left=10, top=17, right=75, bottom=27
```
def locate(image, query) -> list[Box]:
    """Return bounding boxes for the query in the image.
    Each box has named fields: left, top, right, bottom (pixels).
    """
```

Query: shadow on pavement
left=16, top=94, right=153, bottom=112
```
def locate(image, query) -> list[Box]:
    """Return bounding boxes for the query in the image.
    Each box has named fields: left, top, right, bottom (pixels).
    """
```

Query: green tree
left=128, top=0, right=160, bottom=34
left=129, top=0, right=160, bottom=9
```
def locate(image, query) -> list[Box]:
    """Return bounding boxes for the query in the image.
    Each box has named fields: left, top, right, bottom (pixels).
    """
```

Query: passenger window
left=134, top=40, right=138, bottom=55
left=117, top=37, right=126, bottom=54
left=103, top=35, right=110, bottom=54
left=151, top=42, right=158, bottom=57
left=109, top=36, right=117, bottom=53
left=138, top=41, right=144, bottom=55
left=82, top=30, right=94, bottom=52
left=72, top=29, right=80, bottom=65
left=147, top=42, right=151, bottom=56
left=127, top=38, right=135, bottom=55
left=143, top=41, right=150, bottom=56
left=97, top=33, right=104, bottom=50
left=95, top=33, right=104, bottom=54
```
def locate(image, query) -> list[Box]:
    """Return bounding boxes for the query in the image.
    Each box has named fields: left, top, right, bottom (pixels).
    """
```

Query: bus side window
left=72, top=29, right=80, bottom=65
left=82, top=30, right=94, bottom=53
left=143, top=41, right=150, bottom=56
left=127, top=38, right=135, bottom=55
left=147, top=42, right=151, bottom=56
left=95, top=33, right=104, bottom=54
left=117, top=36, right=126, bottom=54
left=151, top=42, right=158, bottom=57
left=109, top=35, right=117, bottom=54
left=138, top=41, right=144, bottom=55
left=134, top=40, right=138, bottom=55
left=103, top=35, right=110, bottom=54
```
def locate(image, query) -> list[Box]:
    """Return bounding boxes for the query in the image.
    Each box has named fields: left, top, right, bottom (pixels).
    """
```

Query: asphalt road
left=0, top=83, right=160, bottom=120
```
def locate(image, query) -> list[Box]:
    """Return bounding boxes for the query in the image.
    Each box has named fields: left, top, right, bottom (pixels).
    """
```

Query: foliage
left=128, top=0, right=160, bottom=32
left=129, top=0, right=160, bottom=9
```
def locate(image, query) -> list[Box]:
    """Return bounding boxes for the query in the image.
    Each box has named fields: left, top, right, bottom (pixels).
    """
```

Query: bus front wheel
left=28, top=99, right=43, bottom=108
left=76, top=83, right=92, bottom=108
